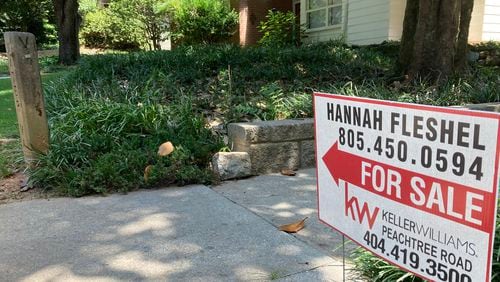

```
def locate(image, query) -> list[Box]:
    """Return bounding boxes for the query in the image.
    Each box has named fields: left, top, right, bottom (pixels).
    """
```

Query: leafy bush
left=80, top=0, right=168, bottom=50
left=0, top=0, right=57, bottom=48
left=79, top=0, right=99, bottom=15
left=159, top=0, right=238, bottom=45
left=80, top=8, right=145, bottom=50
left=258, top=10, right=303, bottom=47
left=132, top=0, right=170, bottom=50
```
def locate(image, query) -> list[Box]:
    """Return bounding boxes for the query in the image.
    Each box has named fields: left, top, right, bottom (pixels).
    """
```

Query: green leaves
left=28, top=83, right=224, bottom=196
left=80, top=0, right=168, bottom=50
left=160, top=0, right=238, bottom=45
left=258, top=10, right=304, bottom=47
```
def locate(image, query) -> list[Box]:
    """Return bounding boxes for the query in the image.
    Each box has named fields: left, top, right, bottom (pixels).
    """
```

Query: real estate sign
left=314, top=93, right=500, bottom=281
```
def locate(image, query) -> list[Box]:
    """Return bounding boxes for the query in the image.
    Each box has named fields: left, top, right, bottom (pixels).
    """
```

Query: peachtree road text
left=314, top=93, right=500, bottom=281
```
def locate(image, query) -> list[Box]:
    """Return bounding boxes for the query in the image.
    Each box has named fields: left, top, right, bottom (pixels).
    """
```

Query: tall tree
left=53, top=0, right=80, bottom=65
left=398, top=0, right=474, bottom=81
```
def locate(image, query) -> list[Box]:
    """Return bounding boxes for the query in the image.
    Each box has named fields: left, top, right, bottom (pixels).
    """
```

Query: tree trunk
left=397, top=0, right=420, bottom=74
left=455, top=0, right=474, bottom=69
left=398, top=0, right=474, bottom=81
left=53, top=0, right=80, bottom=65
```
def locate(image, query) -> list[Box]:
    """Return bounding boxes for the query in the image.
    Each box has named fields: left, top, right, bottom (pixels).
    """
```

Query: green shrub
left=79, top=0, right=99, bottom=15
left=0, top=0, right=57, bottom=48
left=80, top=8, right=145, bottom=50
left=159, top=0, right=238, bottom=45
left=80, top=0, right=168, bottom=50
left=112, top=0, right=169, bottom=50
left=258, top=10, right=303, bottom=47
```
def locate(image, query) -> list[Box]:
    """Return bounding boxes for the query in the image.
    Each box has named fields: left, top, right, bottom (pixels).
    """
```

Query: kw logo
left=344, top=183, right=379, bottom=229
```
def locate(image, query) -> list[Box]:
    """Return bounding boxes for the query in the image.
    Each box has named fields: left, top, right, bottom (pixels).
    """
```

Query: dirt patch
left=0, top=173, right=52, bottom=205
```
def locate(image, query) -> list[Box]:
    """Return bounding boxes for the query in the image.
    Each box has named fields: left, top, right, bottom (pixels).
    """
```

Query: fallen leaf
left=280, top=168, right=296, bottom=176
left=144, top=165, right=153, bottom=182
left=279, top=217, right=308, bottom=233
left=158, top=141, right=174, bottom=156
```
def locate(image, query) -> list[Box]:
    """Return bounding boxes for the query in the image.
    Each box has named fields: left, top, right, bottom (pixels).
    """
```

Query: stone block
left=228, top=119, right=314, bottom=145
left=457, top=102, right=500, bottom=113
left=300, top=140, right=316, bottom=168
left=212, top=152, right=252, bottom=180
left=247, top=142, right=300, bottom=174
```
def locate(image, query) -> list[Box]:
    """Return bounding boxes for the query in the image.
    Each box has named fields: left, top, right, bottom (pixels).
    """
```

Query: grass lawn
left=0, top=57, right=8, bottom=75
left=0, top=78, right=16, bottom=139
left=0, top=72, right=64, bottom=139
left=0, top=71, right=66, bottom=178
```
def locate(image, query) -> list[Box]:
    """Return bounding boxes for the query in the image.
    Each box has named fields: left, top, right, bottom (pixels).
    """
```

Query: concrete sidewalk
left=0, top=170, right=357, bottom=281
left=213, top=168, right=357, bottom=260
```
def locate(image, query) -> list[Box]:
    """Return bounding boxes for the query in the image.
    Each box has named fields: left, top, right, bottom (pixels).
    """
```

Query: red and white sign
left=314, top=93, right=500, bottom=282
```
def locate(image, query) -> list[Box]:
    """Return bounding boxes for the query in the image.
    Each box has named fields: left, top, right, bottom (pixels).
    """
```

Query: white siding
left=483, top=0, right=500, bottom=41
left=346, top=0, right=390, bottom=45
left=386, top=0, right=490, bottom=43
left=388, top=0, right=406, bottom=40
left=300, top=0, right=499, bottom=45
left=469, top=0, right=485, bottom=42
left=301, top=0, right=346, bottom=43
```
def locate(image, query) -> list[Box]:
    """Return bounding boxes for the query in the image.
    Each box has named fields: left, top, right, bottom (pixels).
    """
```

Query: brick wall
left=239, top=0, right=293, bottom=46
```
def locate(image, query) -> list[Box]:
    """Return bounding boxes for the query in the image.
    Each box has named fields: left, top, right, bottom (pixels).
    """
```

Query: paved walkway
left=0, top=169, right=360, bottom=281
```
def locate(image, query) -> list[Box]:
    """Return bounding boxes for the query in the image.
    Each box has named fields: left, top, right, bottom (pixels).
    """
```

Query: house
left=234, top=0, right=500, bottom=46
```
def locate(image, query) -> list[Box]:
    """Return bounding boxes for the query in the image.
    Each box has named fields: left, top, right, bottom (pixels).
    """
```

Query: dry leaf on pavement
left=280, top=168, right=296, bottom=176
left=279, top=217, right=308, bottom=233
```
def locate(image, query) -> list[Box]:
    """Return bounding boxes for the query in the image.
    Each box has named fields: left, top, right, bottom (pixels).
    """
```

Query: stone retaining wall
left=224, top=102, right=500, bottom=176
left=228, top=119, right=315, bottom=174
left=457, top=102, right=500, bottom=112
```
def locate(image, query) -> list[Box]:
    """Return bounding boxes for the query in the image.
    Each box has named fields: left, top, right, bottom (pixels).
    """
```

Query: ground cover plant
left=27, top=41, right=500, bottom=198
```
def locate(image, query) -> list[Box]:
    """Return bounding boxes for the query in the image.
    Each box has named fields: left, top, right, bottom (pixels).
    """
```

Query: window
left=306, top=0, right=342, bottom=29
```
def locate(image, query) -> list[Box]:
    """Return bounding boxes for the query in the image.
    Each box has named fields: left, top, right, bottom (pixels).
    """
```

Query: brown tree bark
left=397, top=0, right=420, bottom=74
left=398, top=0, right=475, bottom=81
left=53, top=0, right=80, bottom=65
left=455, top=0, right=474, bottom=69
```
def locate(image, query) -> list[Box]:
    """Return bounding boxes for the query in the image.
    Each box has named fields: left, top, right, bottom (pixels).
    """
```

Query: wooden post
left=3, top=32, right=49, bottom=164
